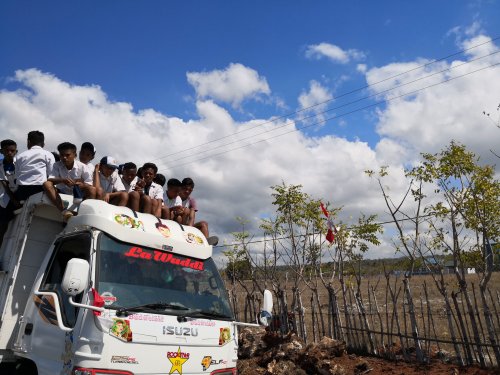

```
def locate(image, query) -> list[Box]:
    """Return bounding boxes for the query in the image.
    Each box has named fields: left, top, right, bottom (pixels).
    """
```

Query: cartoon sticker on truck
left=110, top=318, right=132, bottom=342
left=218, top=327, right=231, bottom=345
left=167, top=347, right=190, bottom=374
left=114, top=213, right=144, bottom=230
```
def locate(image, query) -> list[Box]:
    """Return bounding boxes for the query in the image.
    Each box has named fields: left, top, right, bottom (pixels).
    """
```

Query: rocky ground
left=237, top=328, right=499, bottom=375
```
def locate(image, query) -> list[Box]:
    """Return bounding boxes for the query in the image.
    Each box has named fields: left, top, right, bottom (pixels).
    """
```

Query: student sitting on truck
left=180, top=177, right=218, bottom=246
left=78, top=141, right=96, bottom=176
left=180, top=177, right=197, bottom=226
left=43, top=142, right=96, bottom=221
left=0, top=139, right=20, bottom=247
left=14, top=130, right=55, bottom=202
left=93, top=156, right=128, bottom=207
left=51, top=151, right=60, bottom=162
left=129, top=163, right=163, bottom=217
left=161, top=178, right=183, bottom=221
left=153, top=173, right=166, bottom=188
left=119, top=162, right=138, bottom=192
left=119, top=162, right=145, bottom=212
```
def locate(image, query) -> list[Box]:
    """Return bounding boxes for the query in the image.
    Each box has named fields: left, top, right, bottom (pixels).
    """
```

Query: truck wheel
left=15, top=359, right=37, bottom=375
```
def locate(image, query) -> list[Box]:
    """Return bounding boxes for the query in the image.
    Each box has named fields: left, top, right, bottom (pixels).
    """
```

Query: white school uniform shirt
left=122, top=176, right=138, bottom=193
left=83, top=161, right=95, bottom=178
left=130, top=180, right=163, bottom=200
left=49, top=160, right=92, bottom=194
left=98, top=170, right=126, bottom=193
left=15, top=146, right=55, bottom=186
left=163, top=193, right=182, bottom=208
left=0, top=157, right=17, bottom=208
left=182, top=197, right=198, bottom=211
left=146, top=182, right=164, bottom=201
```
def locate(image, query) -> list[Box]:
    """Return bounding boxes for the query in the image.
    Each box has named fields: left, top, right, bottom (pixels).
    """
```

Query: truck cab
left=0, top=193, right=266, bottom=375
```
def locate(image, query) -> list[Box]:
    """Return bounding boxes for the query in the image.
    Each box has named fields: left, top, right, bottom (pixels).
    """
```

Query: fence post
left=311, top=294, right=317, bottom=342
left=403, top=277, right=424, bottom=362
left=451, top=291, right=474, bottom=365
left=355, top=290, right=377, bottom=355
left=371, top=286, right=386, bottom=354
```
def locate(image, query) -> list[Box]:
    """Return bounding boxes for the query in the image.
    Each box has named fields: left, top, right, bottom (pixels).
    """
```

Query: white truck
left=0, top=193, right=272, bottom=375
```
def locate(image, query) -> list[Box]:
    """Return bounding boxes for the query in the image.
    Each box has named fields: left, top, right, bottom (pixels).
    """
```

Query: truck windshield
left=96, top=233, right=233, bottom=319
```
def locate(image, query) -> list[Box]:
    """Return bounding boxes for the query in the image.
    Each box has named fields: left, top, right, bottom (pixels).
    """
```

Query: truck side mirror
left=62, top=258, right=90, bottom=296
left=208, top=276, right=219, bottom=289
left=61, top=258, right=105, bottom=315
left=258, top=289, right=273, bottom=326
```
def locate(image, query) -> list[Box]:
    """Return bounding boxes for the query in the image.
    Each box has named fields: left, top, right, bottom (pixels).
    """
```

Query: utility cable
left=151, top=36, right=500, bottom=166
left=214, top=213, right=436, bottom=249
left=162, top=60, right=500, bottom=169
left=156, top=49, right=500, bottom=169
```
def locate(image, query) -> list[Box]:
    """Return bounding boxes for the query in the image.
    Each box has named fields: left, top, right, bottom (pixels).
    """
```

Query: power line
left=151, top=36, right=500, bottom=167
left=162, top=60, right=500, bottom=169
left=214, top=213, right=436, bottom=249
left=155, top=49, right=500, bottom=169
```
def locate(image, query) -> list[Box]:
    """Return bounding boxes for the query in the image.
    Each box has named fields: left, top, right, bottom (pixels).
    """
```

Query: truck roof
left=27, top=193, right=213, bottom=260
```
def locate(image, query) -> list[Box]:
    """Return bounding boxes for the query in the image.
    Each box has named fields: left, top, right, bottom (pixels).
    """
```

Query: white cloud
left=298, top=80, right=332, bottom=110
left=2, top=31, right=498, bottom=263
left=0, top=68, right=403, bottom=261
left=186, top=63, right=270, bottom=108
left=365, top=35, right=500, bottom=167
left=296, top=80, right=333, bottom=126
left=374, top=138, right=410, bottom=166
left=461, top=34, right=497, bottom=59
left=465, top=20, right=482, bottom=36
left=356, top=64, right=367, bottom=74
left=305, top=42, right=365, bottom=64
left=446, top=21, right=485, bottom=47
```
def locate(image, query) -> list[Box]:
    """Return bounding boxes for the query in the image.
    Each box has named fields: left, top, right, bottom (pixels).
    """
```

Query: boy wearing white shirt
left=179, top=177, right=218, bottom=246
left=120, top=162, right=138, bottom=193
left=79, top=141, right=96, bottom=177
left=94, top=156, right=128, bottom=207
left=43, top=142, right=96, bottom=220
left=15, top=130, right=55, bottom=202
left=0, top=140, right=18, bottom=209
left=129, top=163, right=163, bottom=217
left=161, top=178, right=183, bottom=221
left=0, top=139, right=19, bottom=247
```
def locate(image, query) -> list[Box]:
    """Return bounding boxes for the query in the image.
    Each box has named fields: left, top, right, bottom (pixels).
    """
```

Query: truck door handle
left=24, top=323, right=34, bottom=335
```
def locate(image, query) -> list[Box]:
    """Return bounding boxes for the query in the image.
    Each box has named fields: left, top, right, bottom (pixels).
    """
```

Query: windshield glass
left=96, top=233, right=233, bottom=319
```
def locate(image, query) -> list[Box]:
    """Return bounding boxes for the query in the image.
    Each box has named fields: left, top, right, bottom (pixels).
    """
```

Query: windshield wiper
left=116, top=302, right=189, bottom=317
left=177, top=309, right=232, bottom=322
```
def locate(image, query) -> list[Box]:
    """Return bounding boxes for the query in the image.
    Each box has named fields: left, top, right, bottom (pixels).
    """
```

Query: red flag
left=320, top=202, right=329, bottom=217
left=91, top=288, right=105, bottom=316
left=320, top=202, right=335, bottom=243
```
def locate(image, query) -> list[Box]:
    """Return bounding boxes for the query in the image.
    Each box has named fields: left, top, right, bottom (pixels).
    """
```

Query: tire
left=15, top=359, right=37, bottom=375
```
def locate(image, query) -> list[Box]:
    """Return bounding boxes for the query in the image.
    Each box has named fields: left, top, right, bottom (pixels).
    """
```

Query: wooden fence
left=227, top=272, right=500, bottom=368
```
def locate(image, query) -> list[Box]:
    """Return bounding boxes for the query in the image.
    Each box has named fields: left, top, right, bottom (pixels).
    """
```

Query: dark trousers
left=14, top=185, right=44, bottom=201
left=0, top=185, right=43, bottom=226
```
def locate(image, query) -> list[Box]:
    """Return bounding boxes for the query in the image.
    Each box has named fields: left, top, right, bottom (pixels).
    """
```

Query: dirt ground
left=237, top=327, right=500, bottom=375
left=305, top=354, right=499, bottom=375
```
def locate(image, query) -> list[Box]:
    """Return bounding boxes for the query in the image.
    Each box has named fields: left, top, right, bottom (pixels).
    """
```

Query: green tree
left=368, top=141, right=500, bottom=366
left=483, top=102, right=500, bottom=159
left=408, top=141, right=500, bottom=366
left=407, top=141, right=500, bottom=273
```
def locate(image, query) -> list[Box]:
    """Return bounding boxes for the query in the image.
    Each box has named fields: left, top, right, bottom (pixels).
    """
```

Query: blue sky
left=3, top=1, right=495, bottom=123
left=1, top=1, right=499, bottom=259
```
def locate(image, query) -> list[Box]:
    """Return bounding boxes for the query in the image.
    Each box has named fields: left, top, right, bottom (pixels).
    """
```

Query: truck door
left=17, top=232, right=92, bottom=374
